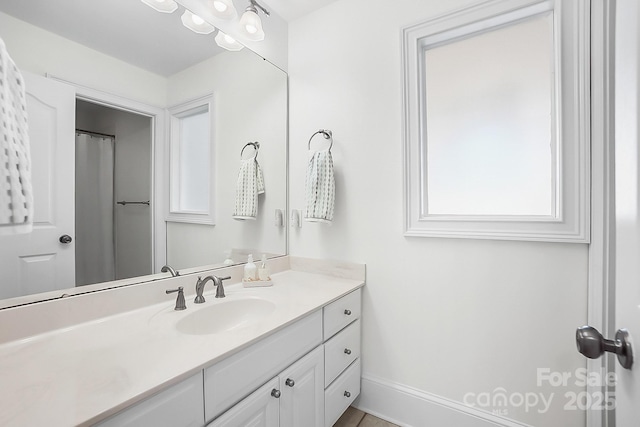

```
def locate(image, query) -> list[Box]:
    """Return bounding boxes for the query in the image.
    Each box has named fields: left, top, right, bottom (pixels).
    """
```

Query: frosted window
left=167, top=95, right=216, bottom=225
left=424, top=13, right=554, bottom=216
left=178, top=109, right=209, bottom=212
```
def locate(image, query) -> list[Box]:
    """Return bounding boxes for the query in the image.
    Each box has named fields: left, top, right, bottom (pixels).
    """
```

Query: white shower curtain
left=75, top=132, right=115, bottom=286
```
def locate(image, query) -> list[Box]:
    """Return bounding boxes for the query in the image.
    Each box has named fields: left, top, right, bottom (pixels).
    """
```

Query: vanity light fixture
left=239, top=0, right=270, bottom=41
left=209, top=0, right=238, bottom=20
left=140, top=0, right=178, bottom=13
left=215, top=31, right=244, bottom=51
left=181, top=10, right=216, bottom=34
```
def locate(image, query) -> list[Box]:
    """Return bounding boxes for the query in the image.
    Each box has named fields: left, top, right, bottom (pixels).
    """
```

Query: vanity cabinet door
left=279, top=346, right=325, bottom=427
left=207, top=377, right=280, bottom=427
left=204, top=310, right=323, bottom=421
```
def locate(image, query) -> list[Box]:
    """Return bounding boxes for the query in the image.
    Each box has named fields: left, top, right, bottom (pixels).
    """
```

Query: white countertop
left=0, top=269, right=363, bottom=426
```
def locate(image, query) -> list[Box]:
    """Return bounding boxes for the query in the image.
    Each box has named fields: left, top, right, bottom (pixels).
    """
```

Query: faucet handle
left=214, top=276, right=230, bottom=299
left=166, top=286, right=186, bottom=311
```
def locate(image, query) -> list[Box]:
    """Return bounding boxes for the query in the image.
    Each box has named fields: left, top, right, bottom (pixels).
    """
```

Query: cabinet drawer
left=96, top=372, right=204, bottom=427
left=324, top=359, right=361, bottom=427
left=204, top=310, right=323, bottom=422
left=323, top=289, right=361, bottom=340
left=324, top=319, right=360, bottom=387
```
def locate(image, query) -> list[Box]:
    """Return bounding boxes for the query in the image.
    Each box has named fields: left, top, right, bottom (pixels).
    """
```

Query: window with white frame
left=167, top=95, right=216, bottom=224
left=402, top=0, right=590, bottom=242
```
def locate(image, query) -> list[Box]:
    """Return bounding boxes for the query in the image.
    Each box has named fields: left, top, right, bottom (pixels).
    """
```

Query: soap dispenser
left=258, top=254, right=270, bottom=281
left=244, top=254, right=257, bottom=281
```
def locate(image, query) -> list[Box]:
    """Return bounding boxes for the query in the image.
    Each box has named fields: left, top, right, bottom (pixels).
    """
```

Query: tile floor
left=333, top=406, right=399, bottom=427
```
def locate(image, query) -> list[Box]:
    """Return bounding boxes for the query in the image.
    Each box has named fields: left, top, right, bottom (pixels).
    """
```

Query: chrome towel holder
left=308, top=129, right=333, bottom=151
left=241, top=141, right=260, bottom=158
left=116, top=200, right=150, bottom=206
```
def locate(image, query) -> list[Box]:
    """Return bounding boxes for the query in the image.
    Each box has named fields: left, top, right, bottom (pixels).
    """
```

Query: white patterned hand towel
left=233, top=158, right=265, bottom=220
left=305, top=149, right=334, bottom=223
left=0, top=38, right=33, bottom=235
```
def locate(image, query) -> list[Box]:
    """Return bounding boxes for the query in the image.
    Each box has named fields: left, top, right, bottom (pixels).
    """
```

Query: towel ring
left=308, top=129, right=333, bottom=151
left=241, top=141, right=260, bottom=159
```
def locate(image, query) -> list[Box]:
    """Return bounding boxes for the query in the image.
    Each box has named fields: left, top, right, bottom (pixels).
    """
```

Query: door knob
left=59, top=235, right=73, bottom=244
left=576, top=325, right=633, bottom=369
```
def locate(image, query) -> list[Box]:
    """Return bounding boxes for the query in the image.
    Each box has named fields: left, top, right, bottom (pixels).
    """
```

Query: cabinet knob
left=271, top=389, right=281, bottom=398
left=344, top=309, right=352, bottom=315
left=344, top=348, right=352, bottom=355
left=344, top=391, right=351, bottom=398
left=285, top=378, right=295, bottom=387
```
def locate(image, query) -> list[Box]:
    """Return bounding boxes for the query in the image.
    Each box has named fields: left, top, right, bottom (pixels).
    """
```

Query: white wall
left=166, top=50, right=288, bottom=269
left=76, top=102, right=153, bottom=280
left=288, top=1, right=588, bottom=426
left=0, top=11, right=167, bottom=107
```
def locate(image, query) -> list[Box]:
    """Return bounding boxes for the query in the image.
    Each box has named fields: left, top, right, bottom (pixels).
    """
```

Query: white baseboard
left=353, top=374, right=533, bottom=427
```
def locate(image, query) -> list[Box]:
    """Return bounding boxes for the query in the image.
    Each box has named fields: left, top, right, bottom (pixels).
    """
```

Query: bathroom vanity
left=0, top=258, right=364, bottom=427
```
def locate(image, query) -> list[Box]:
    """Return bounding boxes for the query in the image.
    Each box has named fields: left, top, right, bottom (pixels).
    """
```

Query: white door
left=612, top=0, right=640, bottom=421
left=576, top=0, right=640, bottom=423
left=279, top=346, right=325, bottom=427
left=208, top=377, right=280, bottom=427
left=0, top=72, right=75, bottom=299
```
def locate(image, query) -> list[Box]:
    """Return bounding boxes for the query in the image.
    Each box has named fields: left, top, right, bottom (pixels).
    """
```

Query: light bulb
left=181, top=10, right=215, bottom=34
left=239, top=8, right=264, bottom=41
left=215, top=31, right=244, bottom=51
left=213, top=1, right=227, bottom=12
left=191, top=14, right=204, bottom=25
left=209, top=0, right=237, bottom=20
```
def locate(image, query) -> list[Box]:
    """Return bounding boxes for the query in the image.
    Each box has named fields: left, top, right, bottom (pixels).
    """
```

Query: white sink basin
left=175, top=298, right=276, bottom=335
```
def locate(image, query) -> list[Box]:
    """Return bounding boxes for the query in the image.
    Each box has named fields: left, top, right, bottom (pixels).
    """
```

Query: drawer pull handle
left=344, top=309, right=352, bottom=315
left=271, top=389, right=281, bottom=398
left=344, top=348, right=352, bottom=355
left=344, top=391, right=351, bottom=398
left=285, top=378, right=295, bottom=387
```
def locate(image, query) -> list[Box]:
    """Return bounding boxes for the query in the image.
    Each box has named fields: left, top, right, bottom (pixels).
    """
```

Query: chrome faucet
left=161, top=265, right=180, bottom=277
left=195, top=275, right=231, bottom=303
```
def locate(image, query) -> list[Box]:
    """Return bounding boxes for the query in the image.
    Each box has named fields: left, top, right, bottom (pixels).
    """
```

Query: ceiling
left=0, top=0, right=338, bottom=77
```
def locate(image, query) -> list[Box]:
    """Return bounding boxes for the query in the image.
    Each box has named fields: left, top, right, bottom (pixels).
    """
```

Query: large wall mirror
left=0, top=0, right=287, bottom=308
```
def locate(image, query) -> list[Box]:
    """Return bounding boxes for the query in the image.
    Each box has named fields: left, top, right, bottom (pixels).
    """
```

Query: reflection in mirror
left=75, top=103, right=153, bottom=286
left=165, top=48, right=287, bottom=269
left=167, top=95, right=217, bottom=225
left=0, top=0, right=287, bottom=307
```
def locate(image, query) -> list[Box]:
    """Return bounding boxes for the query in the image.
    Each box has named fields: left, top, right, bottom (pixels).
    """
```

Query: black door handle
left=59, top=235, right=73, bottom=244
